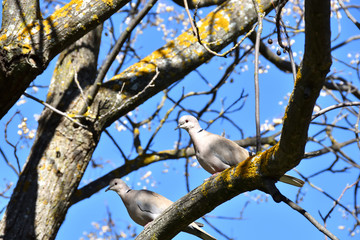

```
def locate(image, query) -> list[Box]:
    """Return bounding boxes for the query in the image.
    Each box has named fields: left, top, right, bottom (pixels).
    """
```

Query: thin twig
left=252, top=0, right=265, bottom=152
left=323, top=178, right=360, bottom=223
left=311, top=102, right=360, bottom=121
left=0, top=145, right=19, bottom=176
left=78, top=0, right=158, bottom=116
left=185, top=0, right=258, bottom=57
left=276, top=0, right=290, bottom=50
left=104, top=129, right=128, bottom=161
left=4, top=111, right=21, bottom=173
left=184, top=0, right=197, bottom=35
left=73, top=69, right=89, bottom=108
left=201, top=217, right=233, bottom=240
left=309, top=182, right=360, bottom=225
left=23, top=92, right=88, bottom=129
left=102, top=66, right=159, bottom=120
left=281, top=194, right=340, bottom=240
left=338, top=0, right=360, bottom=30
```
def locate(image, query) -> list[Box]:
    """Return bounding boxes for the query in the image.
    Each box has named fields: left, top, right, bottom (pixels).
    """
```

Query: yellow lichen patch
left=75, top=0, right=83, bottom=11
left=149, top=42, right=176, bottom=60
left=142, top=154, right=160, bottom=165
left=103, top=0, right=113, bottom=7
left=294, top=68, right=302, bottom=85
left=0, top=34, right=7, bottom=42
left=133, top=63, right=157, bottom=77
left=258, top=144, right=279, bottom=175
left=43, top=199, right=48, bottom=205
left=200, top=181, right=211, bottom=197
left=176, top=31, right=196, bottom=48
left=256, top=0, right=264, bottom=12
left=198, top=10, right=230, bottom=39
left=231, top=156, right=257, bottom=180
left=43, top=19, right=54, bottom=35
left=47, top=163, right=54, bottom=171
left=92, top=14, right=99, bottom=22
left=137, top=146, right=143, bottom=152
left=77, top=163, right=83, bottom=171
left=110, top=41, right=177, bottom=81
left=50, top=0, right=78, bottom=20
left=21, top=44, right=32, bottom=54
left=38, top=164, right=46, bottom=171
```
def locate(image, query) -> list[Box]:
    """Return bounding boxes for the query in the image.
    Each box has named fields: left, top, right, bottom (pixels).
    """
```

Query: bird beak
left=105, top=186, right=111, bottom=192
left=174, top=126, right=179, bottom=130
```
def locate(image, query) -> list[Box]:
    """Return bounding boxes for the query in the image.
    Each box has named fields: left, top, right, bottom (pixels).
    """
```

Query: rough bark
left=69, top=0, right=278, bottom=204
left=0, top=26, right=102, bottom=240
left=0, top=0, right=296, bottom=239
left=0, top=0, right=129, bottom=119
left=135, top=0, right=331, bottom=239
left=94, top=0, right=277, bottom=130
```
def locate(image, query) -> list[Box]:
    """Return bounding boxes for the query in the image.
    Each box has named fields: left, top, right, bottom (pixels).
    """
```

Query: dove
left=106, top=178, right=216, bottom=240
left=175, top=115, right=304, bottom=187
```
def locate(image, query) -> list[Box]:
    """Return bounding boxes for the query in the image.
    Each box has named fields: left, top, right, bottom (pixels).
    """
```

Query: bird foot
left=204, top=172, right=220, bottom=182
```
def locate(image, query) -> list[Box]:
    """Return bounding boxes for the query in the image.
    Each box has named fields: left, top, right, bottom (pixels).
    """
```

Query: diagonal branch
left=134, top=0, right=332, bottom=239
left=95, top=0, right=278, bottom=130
left=0, top=0, right=130, bottom=119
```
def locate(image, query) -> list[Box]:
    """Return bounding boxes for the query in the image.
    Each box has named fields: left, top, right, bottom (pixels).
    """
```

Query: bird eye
left=115, top=182, right=117, bottom=185
left=185, top=119, right=188, bottom=123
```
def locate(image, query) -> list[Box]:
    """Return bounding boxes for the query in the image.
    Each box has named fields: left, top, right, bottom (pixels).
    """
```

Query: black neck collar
left=197, top=129, right=204, bottom=133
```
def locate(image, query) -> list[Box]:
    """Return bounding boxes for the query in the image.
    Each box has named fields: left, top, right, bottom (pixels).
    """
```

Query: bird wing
left=208, top=133, right=249, bottom=167
left=126, top=189, right=173, bottom=226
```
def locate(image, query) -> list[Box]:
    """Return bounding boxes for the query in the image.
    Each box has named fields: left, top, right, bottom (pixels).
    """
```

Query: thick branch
left=136, top=157, right=264, bottom=240
left=0, top=26, right=102, bottom=240
left=135, top=0, right=332, bottom=239
left=172, top=0, right=226, bottom=9
left=71, top=133, right=280, bottom=205
left=0, top=0, right=129, bottom=119
left=262, top=0, right=332, bottom=177
left=95, top=0, right=278, bottom=130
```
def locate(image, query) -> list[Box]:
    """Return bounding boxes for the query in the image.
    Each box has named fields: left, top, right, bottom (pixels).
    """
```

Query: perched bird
left=175, top=115, right=304, bottom=187
left=106, top=178, right=216, bottom=240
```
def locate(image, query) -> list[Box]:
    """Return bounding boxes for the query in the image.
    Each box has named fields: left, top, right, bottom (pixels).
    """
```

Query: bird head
left=105, top=178, right=129, bottom=194
left=175, top=115, right=200, bottom=131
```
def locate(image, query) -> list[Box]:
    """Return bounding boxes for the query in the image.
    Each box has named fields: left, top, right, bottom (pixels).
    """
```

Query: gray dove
left=106, top=178, right=216, bottom=240
left=176, top=115, right=304, bottom=187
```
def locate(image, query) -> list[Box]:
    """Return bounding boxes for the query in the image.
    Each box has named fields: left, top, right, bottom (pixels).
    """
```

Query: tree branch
left=95, top=0, right=278, bottom=130
left=133, top=0, right=332, bottom=239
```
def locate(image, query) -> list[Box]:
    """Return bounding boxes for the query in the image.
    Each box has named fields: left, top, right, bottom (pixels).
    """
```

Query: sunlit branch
left=281, top=194, right=339, bottom=240
left=338, top=0, right=360, bottom=30
left=304, top=138, right=357, bottom=159
left=22, top=92, right=88, bottom=129
left=79, top=0, right=158, bottom=116
left=252, top=0, right=264, bottom=152
left=311, top=102, right=360, bottom=121
left=331, top=35, right=360, bottom=51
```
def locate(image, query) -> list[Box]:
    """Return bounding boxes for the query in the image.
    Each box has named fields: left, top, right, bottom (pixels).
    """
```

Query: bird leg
left=203, top=172, right=220, bottom=182
left=144, top=222, right=152, bottom=228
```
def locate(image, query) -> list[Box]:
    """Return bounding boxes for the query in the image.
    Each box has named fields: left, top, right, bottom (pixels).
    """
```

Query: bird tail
left=184, top=222, right=217, bottom=240
left=279, top=174, right=304, bottom=187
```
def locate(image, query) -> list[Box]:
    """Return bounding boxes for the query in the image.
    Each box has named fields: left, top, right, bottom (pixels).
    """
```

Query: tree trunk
left=0, top=26, right=102, bottom=240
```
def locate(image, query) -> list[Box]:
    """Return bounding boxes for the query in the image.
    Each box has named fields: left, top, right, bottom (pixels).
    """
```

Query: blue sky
left=1, top=1, right=360, bottom=239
